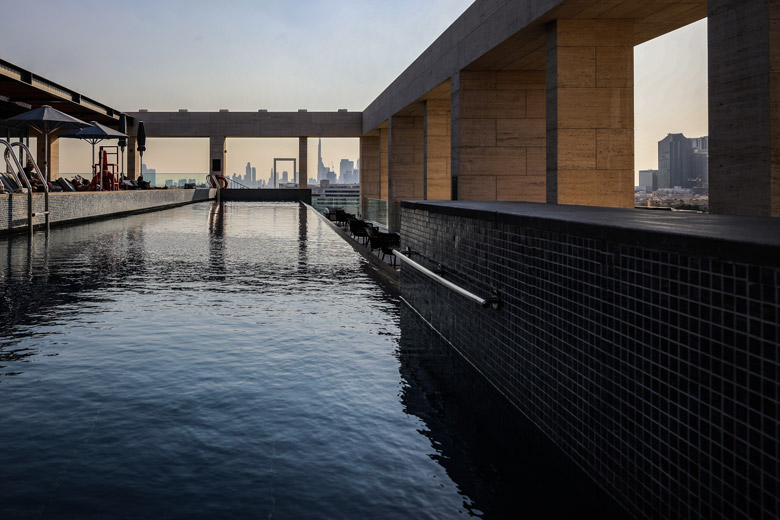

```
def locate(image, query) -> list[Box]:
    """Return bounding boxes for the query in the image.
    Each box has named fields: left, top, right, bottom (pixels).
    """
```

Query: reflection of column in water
left=124, top=226, right=146, bottom=275
left=297, top=203, right=308, bottom=274
left=208, top=201, right=226, bottom=281
left=208, top=201, right=225, bottom=237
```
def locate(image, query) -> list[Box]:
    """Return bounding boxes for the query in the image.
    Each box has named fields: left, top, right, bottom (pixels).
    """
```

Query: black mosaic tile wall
left=400, top=202, right=779, bottom=520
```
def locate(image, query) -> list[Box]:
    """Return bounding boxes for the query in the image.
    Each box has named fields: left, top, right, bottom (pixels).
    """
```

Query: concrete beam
left=709, top=0, right=780, bottom=216
left=125, top=111, right=362, bottom=139
left=362, top=0, right=705, bottom=133
left=546, top=19, right=634, bottom=208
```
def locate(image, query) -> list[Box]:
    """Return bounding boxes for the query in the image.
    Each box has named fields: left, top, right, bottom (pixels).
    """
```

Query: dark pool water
left=0, top=202, right=628, bottom=519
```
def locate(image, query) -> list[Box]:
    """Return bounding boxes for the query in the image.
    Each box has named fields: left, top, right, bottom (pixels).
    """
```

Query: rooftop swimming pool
left=0, top=202, right=627, bottom=519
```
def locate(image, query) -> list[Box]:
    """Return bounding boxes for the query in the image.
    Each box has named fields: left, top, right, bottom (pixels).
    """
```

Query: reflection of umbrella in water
left=2, top=105, right=90, bottom=181
left=60, top=121, right=127, bottom=177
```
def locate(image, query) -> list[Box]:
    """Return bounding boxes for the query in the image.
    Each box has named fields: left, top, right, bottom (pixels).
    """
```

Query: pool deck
left=306, top=204, right=400, bottom=290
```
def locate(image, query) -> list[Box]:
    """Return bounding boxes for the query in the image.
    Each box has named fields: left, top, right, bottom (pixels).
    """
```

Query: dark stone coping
left=401, top=200, right=780, bottom=266
left=221, top=188, right=311, bottom=203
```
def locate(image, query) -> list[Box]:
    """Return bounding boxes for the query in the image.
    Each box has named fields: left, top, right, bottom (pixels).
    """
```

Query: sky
left=1, top=1, right=707, bottom=183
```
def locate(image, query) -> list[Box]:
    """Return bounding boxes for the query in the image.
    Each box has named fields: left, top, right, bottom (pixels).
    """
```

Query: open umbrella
left=60, top=121, right=127, bottom=177
left=2, top=105, right=90, bottom=181
left=136, top=121, right=146, bottom=176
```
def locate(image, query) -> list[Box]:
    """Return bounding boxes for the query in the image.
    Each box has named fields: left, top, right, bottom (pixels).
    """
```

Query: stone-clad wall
left=400, top=200, right=780, bottom=520
left=0, top=189, right=215, bottom=234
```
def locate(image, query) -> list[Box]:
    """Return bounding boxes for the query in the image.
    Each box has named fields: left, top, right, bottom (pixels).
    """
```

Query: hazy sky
left=1, top=1, right=707, bottom=181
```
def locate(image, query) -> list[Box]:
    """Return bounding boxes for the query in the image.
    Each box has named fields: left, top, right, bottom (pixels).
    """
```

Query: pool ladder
left=207, top=173, right=222, bottom=202
left=0, top=139, right=50, bottom=236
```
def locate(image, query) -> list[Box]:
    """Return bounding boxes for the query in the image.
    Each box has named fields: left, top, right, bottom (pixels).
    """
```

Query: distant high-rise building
left=657, top=134, right=708, bottom=190
left=317, top=138, right=327, bottom=181
left=251, top=166, right=257, bottom=186
left=658, top=134, right=693, bottom=189
left=339, top=159, right=355, bottom=183
left=690, top=136, right=709, bottom=187
left=638, top=169, right=657, bottom=191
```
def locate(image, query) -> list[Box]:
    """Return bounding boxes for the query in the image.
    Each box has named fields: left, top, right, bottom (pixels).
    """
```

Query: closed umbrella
left=136, top=121, right=146, bottom=176
left=60, top=121, right=127, bottom=177
left=118, top=114, right=127, bottom=177
left=2, top=105, right=90, bottom=181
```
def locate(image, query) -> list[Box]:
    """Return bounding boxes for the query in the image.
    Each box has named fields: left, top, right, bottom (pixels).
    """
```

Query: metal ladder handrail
left=1, top=139, right=38, bottom=236
left=228, top=178, right=250, bottom=189
left=10, top=142, right=50, bottom=230
left=207, top=173, right=221, bottom=203
left=393, top=248, right=501, bottom=309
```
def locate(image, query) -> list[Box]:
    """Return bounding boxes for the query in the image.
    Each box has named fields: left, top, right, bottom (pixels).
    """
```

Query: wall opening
left=225, top=138, right=298, bottom=188
left=634, top=19, right=708, bottom=211
left=142, top=138, right=209, bottom=188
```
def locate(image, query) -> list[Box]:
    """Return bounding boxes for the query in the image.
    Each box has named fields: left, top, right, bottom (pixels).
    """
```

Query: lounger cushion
left=57, top=178, right=76, bottom=192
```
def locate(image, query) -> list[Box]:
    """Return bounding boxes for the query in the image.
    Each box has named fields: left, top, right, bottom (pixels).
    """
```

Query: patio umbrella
left=60, top=121, right=127, bottom=177
left=136, top=121, right=146, bottom=175
left=2, top=105, right=90, bottom=181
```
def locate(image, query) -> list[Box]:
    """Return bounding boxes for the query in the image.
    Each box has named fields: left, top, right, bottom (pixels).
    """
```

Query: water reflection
left=0, top=223, right=149, bottom=375
left=397, top=305, right=629, bottom=519
left=0, top=202, right=627, bottom=519
left=298, top=203, right=308, bottom=274
left=208, top=201, right=226, bottom=282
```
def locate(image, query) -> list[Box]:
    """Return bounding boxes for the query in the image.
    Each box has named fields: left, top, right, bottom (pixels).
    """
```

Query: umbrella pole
left=45, top=133, right=49, bottom=182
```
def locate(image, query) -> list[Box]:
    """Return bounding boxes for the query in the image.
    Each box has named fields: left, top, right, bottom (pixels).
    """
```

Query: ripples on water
left=0, top=202, right=627, bottom=519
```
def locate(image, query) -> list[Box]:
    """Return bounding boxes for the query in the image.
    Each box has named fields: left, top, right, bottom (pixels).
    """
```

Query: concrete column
left=127, top=136, right=140, bottom=180
left=209, top=135, right=225, bottom=176
left=35, top=134, right=60, bottom=181
left=546, top=19, right=634, bottom=208
left=379, top=125, right=389, bottom=203
left=298, top=137, right=308, bottom=189
left=359, top=133, right=381, bottom=218
left=388, top=115, right=425, bottom=231
left=424, top=99, right=451, bottom=200
left=452, top=70, right=546, bottom=201
left=709, top=0, right=780, bottom=216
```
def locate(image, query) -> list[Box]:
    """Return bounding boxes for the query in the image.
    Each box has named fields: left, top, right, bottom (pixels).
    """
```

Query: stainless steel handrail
left=228, top=178, right=250, bottom=189
left=11, top=142, right=49, bottom=230
left=207, top=173, right=221, bottom=203
left=1, top=139, right=36, bottom=235
left=393, top=248, right=501, bottom=309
